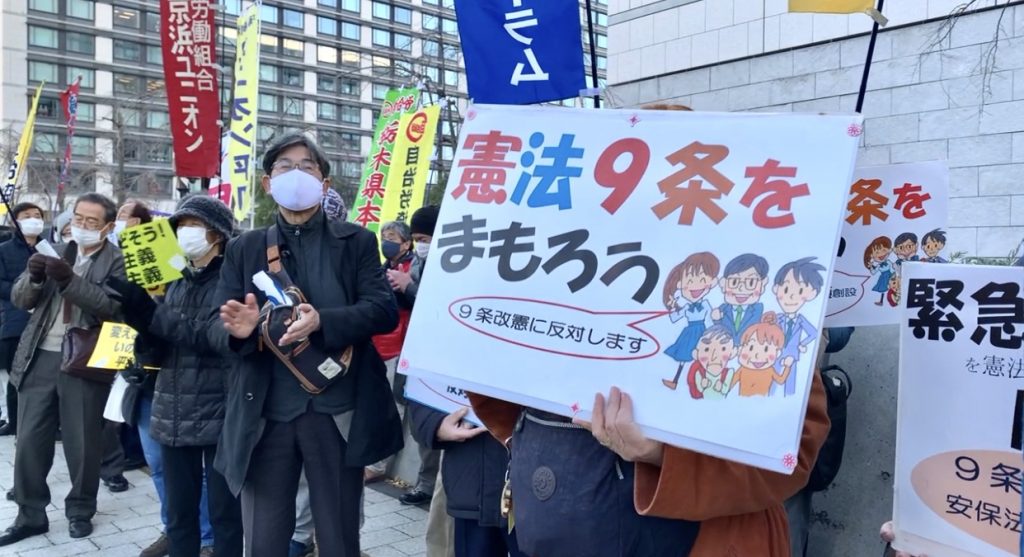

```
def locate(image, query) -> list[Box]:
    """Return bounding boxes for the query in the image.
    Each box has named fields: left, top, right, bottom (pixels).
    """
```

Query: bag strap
left=265, top=226, right=295, bottom=289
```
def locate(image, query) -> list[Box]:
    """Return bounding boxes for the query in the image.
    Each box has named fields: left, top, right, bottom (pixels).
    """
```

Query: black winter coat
left=410, top=401, right=508, bottom=528
left=138, top=256, right=232, bottom=447
left=213, top=212, right=402, bottom=496
left=0, top=236, right=34, bottom=340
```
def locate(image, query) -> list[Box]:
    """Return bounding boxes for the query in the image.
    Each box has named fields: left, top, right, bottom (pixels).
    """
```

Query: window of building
left=317, top=16, right=337, bottom=35
left=372, top=29, right=390, bottom=48
left=37, top=97, right=59, bottom=119
left=371, top=56, right=391, bottom=76
left=145, top=12, right=161, bottom=33
left=260, top=4, right=278, bottom=24
left=261, top=35, right=279, bottom=54
left=28, top=26, right=58, bottom=49
left=340, top=105, right=360, bottom=124
left=372, top=2, right=390, bottom=20
left=114, top=74, right=140, bottom=94
left=66, top=32, right=95, bottom=55
left=220, top=27, right=237, bottom=47
left=120, top=107, right=141, bottom=127
left=147, top=143, right=172, bottom=163
left=372, top=83, right=389, bottom=100
left=35, top=133, right=58, bottom=154
left=443, top=44, right=459, bottom=61
left=317, top=74, right=336, bottom=93
left=423, top=14, right=439, bottom=31
left=284, top=97, right=304, bottom=116
left=146, top=45, right=162, bottom=64
left=67, top=0, right=94, bottom=20
left=77, top=102, right=95, bottom=122
left=394, top=33, right=412, bottom=52
left=224, top=0, right=241, bottom=16
left=281, top=68, right=303, bottom=87
left=442, top=18, right=458, bottom=36
left=595, top=12, right=608, bottom=26
left=341, top=21, right=360, bottom=41
left=340, top=132, right=360, bottom=151
left=146, top=111, right=169, bottom=129
left=342, top=0, right=359, bottom=13
left=260, top=63, right=278, bottom=83
left=258, top=124, right=277, bottom=142
left=396, top=59, right=413, bottom=76
left=423, top=66, right=439, bottom=83
left=283, top=39, right=304, bottom=59
left=320, top=130, right=338, bottom=149
left=341, top=49, right=359, bottom=65
left=113, top=6, right=140, bottom=28
left=596, top=34, right=607, bottom=49
left=259, top=93, right=279, bottom=112
left=146, top=78, right=165, bottom=94
left=317, top=102, right=336, bottom=120
left=340, top=160, right=360, bottom=178
left=597, top=55, right=607, bottom=70
left=123, top=141, right=140, bottom=161
left=68, top=67, right=95, bottom=88
left=339, top=78, right=359, bottom=96
left=114, top=40, right=142, bottom=62
left=318, top=0, right=337, bottom=7
left=445, top=70, right=459, bottom=87
left=28, top=61, right=57, bottom=82
left=422, top=40, right=439, bottom=57
left=317, top=45, right=337, bottom=64
left=394, top=7, right=412, bottom=25
left=283, top=9, right=304, bottom=29
left=28, top=0, right=58, bottom=13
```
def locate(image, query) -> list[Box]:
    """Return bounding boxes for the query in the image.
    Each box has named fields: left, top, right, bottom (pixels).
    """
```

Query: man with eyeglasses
left=710, top=253, right=770, bottom=343
left=0, top=193, right=126, bottom=546
left=215, top=134, right=402, bottom=556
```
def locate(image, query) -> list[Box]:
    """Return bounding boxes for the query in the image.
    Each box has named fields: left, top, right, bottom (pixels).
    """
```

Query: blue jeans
left=138, top=394, right=214, bottom=546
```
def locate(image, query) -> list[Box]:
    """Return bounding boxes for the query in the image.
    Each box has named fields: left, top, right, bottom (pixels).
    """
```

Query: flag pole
left=583, top=0, right=601, bottom=108
left=855, top=0, right=885, bottom=113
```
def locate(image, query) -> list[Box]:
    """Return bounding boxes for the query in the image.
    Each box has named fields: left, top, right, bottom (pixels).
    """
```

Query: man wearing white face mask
left=2, top=193, right=126, bottom=546
left=215, top=135, right=401, bottom=557
left=0, top=202, right=47, bottom=437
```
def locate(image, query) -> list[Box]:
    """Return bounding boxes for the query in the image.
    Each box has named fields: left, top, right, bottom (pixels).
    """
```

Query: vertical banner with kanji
left=349, top=87, right=419, bottom=234
left=789, top=0, right=874, bottom=13
left=825, top=161, right=949, bottom=327
left=119, top=219, right=187, bottom=289
left=893, top=262, right=1024, bottom=557
left=160, top=0, right=220, bottom=178
left=379, top=105, right=439, bottom=226
left=400, top=105, right=864, bottom=472
left=56, top=77, right=81, bottom=210
left=225, top=2, right=261, bottom=221
left=1, top=83, right=44, bottom=215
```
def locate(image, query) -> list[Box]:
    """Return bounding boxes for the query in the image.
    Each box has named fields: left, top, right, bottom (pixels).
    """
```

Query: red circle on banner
left=405, top=112, right=429, bottom=143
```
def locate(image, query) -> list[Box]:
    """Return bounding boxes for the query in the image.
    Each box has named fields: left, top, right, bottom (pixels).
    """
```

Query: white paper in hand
left=35, top=240, right=58, bottom=258
left=103, top=374, right=129, bottom=423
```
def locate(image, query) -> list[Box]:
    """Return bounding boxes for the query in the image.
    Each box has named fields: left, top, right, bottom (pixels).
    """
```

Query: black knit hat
left=410, top=205, right=439, bottom=237
left=169, top=194, right=236, bottom=241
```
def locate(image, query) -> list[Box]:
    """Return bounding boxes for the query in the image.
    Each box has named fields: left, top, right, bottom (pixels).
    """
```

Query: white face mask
left=415, top=242, right=430, bottom=259
left=71, top=225, right=103, bottom=249
left=177, top=226, right=213, bottom=260
left=270, top=170, right=325, bottom=212
left=113, top=220, right=128, bottom=236
left=18, top=218, right=44, bottom=237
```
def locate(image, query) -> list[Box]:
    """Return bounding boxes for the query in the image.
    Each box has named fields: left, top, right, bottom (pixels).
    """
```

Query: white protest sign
left=893, top=262, right=1024, bottom=557
left=405, top=377, right=482, bottom=426
left=400, top=105, right=863, bottom=472
left=825, top=161, right=950, bottom=327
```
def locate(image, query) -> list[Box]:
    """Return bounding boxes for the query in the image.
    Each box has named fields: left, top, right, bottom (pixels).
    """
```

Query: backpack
left=807, top=364, right=852, bottom=492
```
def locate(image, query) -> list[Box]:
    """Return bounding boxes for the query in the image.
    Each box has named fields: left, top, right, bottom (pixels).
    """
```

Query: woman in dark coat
left=108, top=195, right=242, bottom=557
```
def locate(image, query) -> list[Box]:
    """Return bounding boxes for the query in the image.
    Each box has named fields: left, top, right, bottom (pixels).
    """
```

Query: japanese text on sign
left=225, top=2, right=260, bottom=220
left=119, top=219, right=186, bottom=289
left=87, top=322, right=139, bottom=370
left=379, top=105, right=439, bottom=227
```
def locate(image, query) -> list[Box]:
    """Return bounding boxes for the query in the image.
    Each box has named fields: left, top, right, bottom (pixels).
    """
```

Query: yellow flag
left=1, top=83, right=45, bottom=215
left=789, top=0, right=873, bottom=13
left=119, top=219, right=187, bottom=289
left=225, top=3, right=261, bottom=221
left=378, top=105, right=440, bottom=239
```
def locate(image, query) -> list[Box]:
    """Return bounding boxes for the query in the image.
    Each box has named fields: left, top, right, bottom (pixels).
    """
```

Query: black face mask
left=382, top=240, right=402, bottom=259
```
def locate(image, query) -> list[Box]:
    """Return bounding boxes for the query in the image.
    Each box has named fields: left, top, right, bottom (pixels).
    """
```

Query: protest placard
left=400, top=105, right=863, bottom=472
left=119, top=219, right=186, bottom=289
left=405, top=377, right=481, bottom=426
left=87, top=322, right=140, bottom=370
left=893, top=262, right=1024, bottom=557
left=825, top=161, right=949, bottom=327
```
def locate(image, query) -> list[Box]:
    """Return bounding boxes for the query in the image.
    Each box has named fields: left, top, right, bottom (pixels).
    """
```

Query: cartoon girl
left=728, top=312, right=794, bottom=397
left=886, top=271, right=901, bottom=308
left=685, top=325, right=736, bottom=400
left=661, top=252, right=720, bottom=391
left=865, top=236, right=894, bottom=306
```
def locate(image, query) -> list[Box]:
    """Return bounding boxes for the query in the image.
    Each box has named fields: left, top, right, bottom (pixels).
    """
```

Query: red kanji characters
left=353, top=200, right=382, bottom=227
left=845, top=178, right=889, bottom=225
left=651, top=142, right=734, bottom=225
left=451, top=131, right=523, bottom=205
left=361, top=172, right=386, bottom=199
left=379, top=120, right=400, bottom=145
left=370, top=147, right=392, bottom=172
left=893, top=182, right=932, bottom=219
left=740, top=159, right=810, bottom=229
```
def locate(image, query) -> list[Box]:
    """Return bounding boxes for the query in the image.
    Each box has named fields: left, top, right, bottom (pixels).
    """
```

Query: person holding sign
left=0, top=202, right=47, bottom=437
left=215, top=135, right=401, bottom=557
left=1, top=193, right=126, bottom=546
left=107, top=195, right=242, bottom=557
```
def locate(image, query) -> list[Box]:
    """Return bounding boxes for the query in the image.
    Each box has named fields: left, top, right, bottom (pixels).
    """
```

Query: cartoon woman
left=685, top=325, right=736, bottom=400
left=886, top=272, right=901, bottom=308
left=661, top=252, right=720, bottom=391
left=728, top=312, right=794, bottom=397
left=865, top=236, right=894, bottom=306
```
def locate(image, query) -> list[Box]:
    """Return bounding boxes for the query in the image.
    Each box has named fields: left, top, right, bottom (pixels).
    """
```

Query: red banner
left=57, top=77, right=80, bottom=208
left=160, top=0, right=219, bottom=178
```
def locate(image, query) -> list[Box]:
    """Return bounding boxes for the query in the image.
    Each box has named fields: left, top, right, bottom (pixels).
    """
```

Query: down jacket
left=138, top=256, right=232, bottom=447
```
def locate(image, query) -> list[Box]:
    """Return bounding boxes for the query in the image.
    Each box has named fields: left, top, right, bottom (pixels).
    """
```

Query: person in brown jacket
left=467, top=351, right=830, bottom=556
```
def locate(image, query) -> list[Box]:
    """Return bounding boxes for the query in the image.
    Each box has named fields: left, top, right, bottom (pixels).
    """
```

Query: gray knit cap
left=169, top=194, right=236, bottom=241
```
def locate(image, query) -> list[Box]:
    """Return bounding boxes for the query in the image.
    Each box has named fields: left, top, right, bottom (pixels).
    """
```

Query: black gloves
left=27, top=253, right=47, bottom=284
left=107, top=276, right=158, bottom=333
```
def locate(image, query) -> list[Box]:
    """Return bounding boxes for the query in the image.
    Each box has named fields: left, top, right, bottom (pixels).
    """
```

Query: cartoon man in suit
left=711, top=254, right=769, bottom=344
left=769, top=257, right=825, bottom=397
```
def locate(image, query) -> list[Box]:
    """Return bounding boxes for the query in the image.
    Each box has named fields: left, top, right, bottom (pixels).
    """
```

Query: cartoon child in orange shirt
left=728, top=312, right=794, bottom=397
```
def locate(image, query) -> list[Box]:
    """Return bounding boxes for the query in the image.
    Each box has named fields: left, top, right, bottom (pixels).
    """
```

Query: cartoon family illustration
left=660, top=253, right=823, bottom=400
left=865, top=228, right=946, bottom=307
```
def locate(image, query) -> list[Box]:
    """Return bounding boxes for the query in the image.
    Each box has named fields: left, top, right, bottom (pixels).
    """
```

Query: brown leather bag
left=60, top=299, right=115, bottom=384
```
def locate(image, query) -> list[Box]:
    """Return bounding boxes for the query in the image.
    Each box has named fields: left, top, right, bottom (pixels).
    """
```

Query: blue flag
left=454, top=0, right=587, bottom=105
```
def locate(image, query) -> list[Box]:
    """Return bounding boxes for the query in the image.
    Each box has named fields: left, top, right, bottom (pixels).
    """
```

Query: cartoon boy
left=686, top=325, right=736, bottom=400
left=892, top=232, right=919, bottom=271
left=769, top=257, right=824, bottom=397
left=711, top=254, right=769, bottom=343
left=921, top=228, right=947, bottom=263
